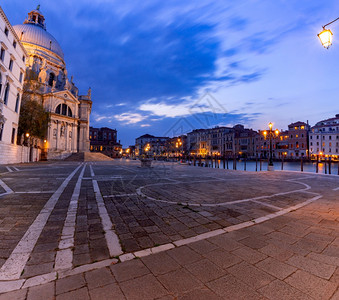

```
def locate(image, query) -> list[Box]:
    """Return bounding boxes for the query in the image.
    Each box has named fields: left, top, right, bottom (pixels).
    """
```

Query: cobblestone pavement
left=0, top=159, right=338, bottom=299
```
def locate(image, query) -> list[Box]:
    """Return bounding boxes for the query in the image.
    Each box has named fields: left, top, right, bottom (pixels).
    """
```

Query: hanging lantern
left=318, top=28, right=333, bottom=49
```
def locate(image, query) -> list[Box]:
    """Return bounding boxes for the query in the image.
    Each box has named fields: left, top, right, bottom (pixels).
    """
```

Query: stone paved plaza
left=0, top=159, right=338, bottom=299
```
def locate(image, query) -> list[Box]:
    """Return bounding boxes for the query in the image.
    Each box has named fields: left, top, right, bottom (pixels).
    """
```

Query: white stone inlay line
left=55, top=164, right=86, bottom=270
left=333, top=187, right=339, bottom=191
left=13, top=167, right=19, bottom=171
left=93, top=180, right=123, bottom=257
left=0, top=178, right=14, bottom=195
left=5, top=167, right=13, bottom=173
left=0, top=164, right=82, bottom=281
left=136, top=179, right=311, bottom=208
left=90, top=165, right=95, bottom=177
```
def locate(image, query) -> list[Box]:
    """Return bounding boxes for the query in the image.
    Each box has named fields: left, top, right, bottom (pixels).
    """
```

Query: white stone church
left=12, top=6, right=92, bottom=160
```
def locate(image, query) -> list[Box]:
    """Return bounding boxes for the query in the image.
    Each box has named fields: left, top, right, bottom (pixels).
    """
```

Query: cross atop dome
left=24, top=5, right=46, bottom=30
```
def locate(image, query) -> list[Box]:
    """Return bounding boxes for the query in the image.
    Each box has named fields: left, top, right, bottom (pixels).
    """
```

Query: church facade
left=13, top=7, right=92, bottom=160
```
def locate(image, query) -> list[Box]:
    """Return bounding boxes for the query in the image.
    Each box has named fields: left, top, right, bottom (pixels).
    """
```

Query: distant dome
left=13, top=7, right=64, bottom=60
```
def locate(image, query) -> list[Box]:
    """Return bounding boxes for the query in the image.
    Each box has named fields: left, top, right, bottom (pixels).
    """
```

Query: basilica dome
left=13, top=7, right=64, bottom=61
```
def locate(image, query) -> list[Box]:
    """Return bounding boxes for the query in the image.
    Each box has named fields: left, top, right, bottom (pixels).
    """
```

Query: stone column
left=65, top=122, right=68, bottom=151
left=56, top=120, right=59, bottom=150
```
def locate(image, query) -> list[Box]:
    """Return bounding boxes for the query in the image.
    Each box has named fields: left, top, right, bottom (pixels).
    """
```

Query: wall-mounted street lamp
left=318, top=17, right=339, bottom=48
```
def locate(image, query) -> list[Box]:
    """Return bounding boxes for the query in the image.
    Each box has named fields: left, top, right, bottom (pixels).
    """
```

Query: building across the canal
left=89, top=126, right=122, bottom=158
left=12, top=6, right=92, bottom=160
left=135, top=134, right=169, bottom=156
left=309, top=114, right=339, bottom=159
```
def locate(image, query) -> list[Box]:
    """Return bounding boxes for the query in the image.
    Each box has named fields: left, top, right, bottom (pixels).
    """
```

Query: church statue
left=38, top=59, right=47, bottom=84
left=87, top=87, right=91, bottom=98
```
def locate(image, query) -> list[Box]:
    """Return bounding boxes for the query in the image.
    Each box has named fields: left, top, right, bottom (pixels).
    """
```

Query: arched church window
left=67, top=107, right=72, bottom=117
left=48, top=73, right=55, bottom=87
left=55, top=104, right=61, bottom=114
left=55, top=103, right=73, bottom=117
left=62, top=104, right=67, bottom=115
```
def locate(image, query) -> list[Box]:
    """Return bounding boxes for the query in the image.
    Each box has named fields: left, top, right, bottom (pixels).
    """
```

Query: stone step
left=63, top=152, right=113, bottom=162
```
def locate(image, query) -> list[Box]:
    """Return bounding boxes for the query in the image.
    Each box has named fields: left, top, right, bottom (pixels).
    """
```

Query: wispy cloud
left=114, top=112, right=146, bottom=124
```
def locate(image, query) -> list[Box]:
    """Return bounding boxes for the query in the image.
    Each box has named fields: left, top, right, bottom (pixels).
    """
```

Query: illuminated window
left=301, top=126, right=305, bottom=129
left=296, top=135, right=299, bottom=138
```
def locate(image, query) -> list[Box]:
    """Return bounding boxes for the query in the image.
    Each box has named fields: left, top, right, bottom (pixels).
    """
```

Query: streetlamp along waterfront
left=318, top=17, right=339, bottom=48
left=263, top=122, right=279, bottom=171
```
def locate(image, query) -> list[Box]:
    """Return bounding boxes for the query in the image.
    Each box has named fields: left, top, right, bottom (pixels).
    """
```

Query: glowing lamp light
left=25, top=133, right=30, bottom=138
left=268, top=122, right=273, bottom=130
left=275, top=129, right=279, bottom=136
left=318, top=28, right=333, bottom=48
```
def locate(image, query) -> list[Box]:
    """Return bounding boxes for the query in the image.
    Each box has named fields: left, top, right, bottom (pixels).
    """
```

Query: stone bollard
left=281, top=157, right=284, bottom=170
left=329, top=157, right=332, bottom=175
left=300, top=157, right=303, bottom=172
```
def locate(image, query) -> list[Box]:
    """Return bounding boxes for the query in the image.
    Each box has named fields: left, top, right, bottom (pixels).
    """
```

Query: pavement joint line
left=92, top=179, right=123, bottom=257
left=250, top=199, right=281, bottom=210
left=0, top=178, right=14, bottom=194
left=55, top=164, right=87, bottom=271
left=5, top=167, right=13, bottom=173
left=103, top=193, right=137, bottom=198
left=0, top=164, right=83, bottom=281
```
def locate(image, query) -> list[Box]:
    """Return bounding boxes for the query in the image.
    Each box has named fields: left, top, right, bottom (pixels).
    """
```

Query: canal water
left=190, top=159, right=339, bottom=175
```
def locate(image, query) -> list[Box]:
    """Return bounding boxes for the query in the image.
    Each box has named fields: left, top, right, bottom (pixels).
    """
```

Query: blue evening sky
left=2, top=0, right=339, bottom=146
